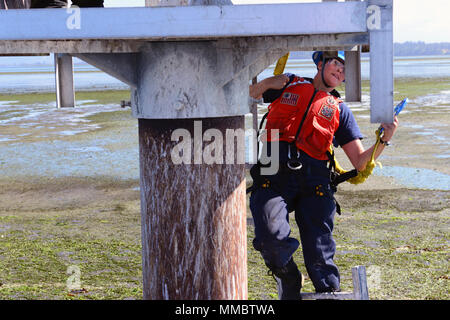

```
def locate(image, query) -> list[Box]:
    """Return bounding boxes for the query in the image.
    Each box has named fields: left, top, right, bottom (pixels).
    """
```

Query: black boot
left=268, top=259, right=304, bottom=300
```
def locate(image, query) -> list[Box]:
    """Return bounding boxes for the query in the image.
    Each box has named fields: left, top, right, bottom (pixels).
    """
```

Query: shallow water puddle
left=374, top=166, right=450, bottom=190
left=0, top=102, right=123, bottom=142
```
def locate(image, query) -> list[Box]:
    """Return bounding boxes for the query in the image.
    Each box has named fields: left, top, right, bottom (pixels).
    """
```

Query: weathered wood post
left=0, top=0, right=29, bottom=9
left=138, top=0, right=247, bottom=300
left=352, top=265, right=369, bottom=300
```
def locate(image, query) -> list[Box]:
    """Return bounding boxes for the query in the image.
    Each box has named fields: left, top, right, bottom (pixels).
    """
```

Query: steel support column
left=345, top=0, right=362, bottom=103
left=369, top=0, right=394, bottom=123
left=345, top=48, right=362, bottom=102
left=54, top=53, right=75, bottom=108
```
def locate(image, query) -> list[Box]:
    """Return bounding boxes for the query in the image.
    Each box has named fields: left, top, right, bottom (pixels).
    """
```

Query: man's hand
left=249, top=74, right=290, bottom=99
left=380, top=116, right=399, bottom=142
left=342, top=116, right=399, bottom=171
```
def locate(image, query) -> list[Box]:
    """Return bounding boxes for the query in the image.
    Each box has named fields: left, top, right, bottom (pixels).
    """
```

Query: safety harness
left=246, top=55, right=366, bottom=214
left=246, top=82, right=355, bottom=214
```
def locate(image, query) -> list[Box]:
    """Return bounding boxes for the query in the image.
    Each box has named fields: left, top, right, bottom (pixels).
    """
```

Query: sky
left=103, top=0, right=450, bottom=43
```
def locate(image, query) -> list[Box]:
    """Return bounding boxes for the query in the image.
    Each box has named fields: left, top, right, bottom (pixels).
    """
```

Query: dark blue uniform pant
left=250, top=159, right=340, bottom=292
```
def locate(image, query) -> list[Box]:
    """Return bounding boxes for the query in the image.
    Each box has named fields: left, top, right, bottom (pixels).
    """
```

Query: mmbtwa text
left=174, top=303, right=275, bottom=317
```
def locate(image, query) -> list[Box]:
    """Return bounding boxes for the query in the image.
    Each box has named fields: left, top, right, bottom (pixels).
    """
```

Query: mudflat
left=0, top=83, right=449, bottom=299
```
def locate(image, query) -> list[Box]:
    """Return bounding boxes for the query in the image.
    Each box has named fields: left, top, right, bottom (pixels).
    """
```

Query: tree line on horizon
left=289, top=42, right=450, bottom=59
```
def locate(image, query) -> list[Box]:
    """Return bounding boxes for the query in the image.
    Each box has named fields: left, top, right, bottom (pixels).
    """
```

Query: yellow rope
left=273, top=53, right=290, bottom=75
left=332, top=128, right=383, bottom=184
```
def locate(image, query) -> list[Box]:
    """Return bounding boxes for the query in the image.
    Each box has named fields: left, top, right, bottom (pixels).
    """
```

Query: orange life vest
left=265, top=77, right=341, bottom=160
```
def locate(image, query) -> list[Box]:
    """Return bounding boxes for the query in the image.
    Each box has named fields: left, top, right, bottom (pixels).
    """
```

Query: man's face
left=319, top=58, right=345, bottom=88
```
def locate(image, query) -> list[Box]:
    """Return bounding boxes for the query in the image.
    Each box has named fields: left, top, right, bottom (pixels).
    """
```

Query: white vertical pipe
left=369, top=0, right=394, bottom=123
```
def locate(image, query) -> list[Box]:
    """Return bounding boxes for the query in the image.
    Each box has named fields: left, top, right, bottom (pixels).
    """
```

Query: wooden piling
left=138, top=117, right=247, bottom=300
left=0, top=0, right=29, bottom=9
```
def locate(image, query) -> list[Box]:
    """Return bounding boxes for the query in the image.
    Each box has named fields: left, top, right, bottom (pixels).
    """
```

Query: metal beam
left=0, top=2, right=367, bottom=41
left=369, top=0, right=394, bottom=123
left=0, top=40, right=146, bottom=54
left=73, top=53, right=138, bottom=88
left=0, top=33, right=369, bottom=55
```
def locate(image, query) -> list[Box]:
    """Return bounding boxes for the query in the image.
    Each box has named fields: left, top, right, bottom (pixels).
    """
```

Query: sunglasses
left=328, top=59, right=345, bottom=73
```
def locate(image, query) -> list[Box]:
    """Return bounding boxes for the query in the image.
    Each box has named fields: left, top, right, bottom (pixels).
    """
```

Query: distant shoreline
left=0, top=56, right=449, bottom=100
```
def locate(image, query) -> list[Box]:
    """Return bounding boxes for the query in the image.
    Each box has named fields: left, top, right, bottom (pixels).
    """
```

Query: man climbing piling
left=248, top=51, right=399, bottom=299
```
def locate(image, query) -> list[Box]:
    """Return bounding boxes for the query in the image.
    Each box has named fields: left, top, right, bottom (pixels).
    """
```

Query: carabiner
left=287, top=146, right=302, bottom=170
left=287, top=159, right=302, bottom=170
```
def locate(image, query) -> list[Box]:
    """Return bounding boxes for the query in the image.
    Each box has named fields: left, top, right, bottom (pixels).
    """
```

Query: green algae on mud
left=1, top=179, right=448, bottom=300
left=0, top=177, right=142, bottom=300
left=391, top=77, right=450, bottom=101
left=0, top=76, right=448, bottom=106
left=338, top=77, right=450, bottom=102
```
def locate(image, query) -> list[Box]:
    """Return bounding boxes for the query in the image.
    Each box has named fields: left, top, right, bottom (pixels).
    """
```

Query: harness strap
left=332, top=169, right=358, bottom=186
left=326, top=150, right=358, bottom=188
left=287, top=88, right=318, bottom=169
left=256, top=111, right=269, bottom=158
left=293, top=89, right=318, bottom=142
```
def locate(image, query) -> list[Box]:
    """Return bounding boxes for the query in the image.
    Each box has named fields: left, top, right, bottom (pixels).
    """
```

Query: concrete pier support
left=54, top=53, right=75, bottom=108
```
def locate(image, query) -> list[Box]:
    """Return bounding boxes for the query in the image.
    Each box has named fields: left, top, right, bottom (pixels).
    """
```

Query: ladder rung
left=299, top=266, right=369, bottom=300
